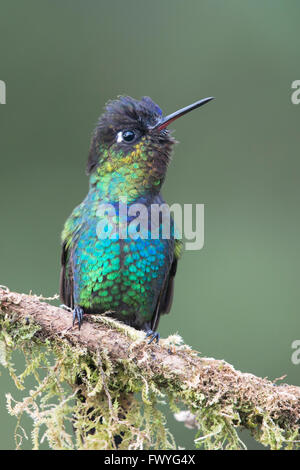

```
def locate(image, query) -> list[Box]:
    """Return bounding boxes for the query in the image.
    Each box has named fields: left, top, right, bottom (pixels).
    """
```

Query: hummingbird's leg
left=145, top=330, right=160, bottom=345
left=73, top=305, right=84, bottom=329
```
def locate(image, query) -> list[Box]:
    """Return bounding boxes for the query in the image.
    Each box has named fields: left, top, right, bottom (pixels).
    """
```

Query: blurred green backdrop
left=1, top=0, right=300, bottom=450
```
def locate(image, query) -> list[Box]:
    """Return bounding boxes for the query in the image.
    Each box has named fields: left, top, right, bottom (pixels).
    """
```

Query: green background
left=0, top=0, right=299, bottom=450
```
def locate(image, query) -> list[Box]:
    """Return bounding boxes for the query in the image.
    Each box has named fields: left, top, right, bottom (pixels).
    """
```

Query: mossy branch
left=0, top=286, right=299, bottom=450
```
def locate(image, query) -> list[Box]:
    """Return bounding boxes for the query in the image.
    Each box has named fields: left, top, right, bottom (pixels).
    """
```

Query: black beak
left=154, top=97, right=214, bottom=131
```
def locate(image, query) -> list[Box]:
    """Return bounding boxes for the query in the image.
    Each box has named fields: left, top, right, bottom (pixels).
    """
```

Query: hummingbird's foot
left=145, top=330, right=160, bottom=345
left=73, top=306, right=84, bottom=329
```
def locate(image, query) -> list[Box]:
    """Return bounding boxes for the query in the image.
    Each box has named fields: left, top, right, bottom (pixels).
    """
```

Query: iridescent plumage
left=60, top=95, right=213, bottom=339
left=60, top=97, right=180, bottom=338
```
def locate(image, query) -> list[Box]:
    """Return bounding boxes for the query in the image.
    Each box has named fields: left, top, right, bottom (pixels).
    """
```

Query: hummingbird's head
left=87, top=95, right=214, bottom=197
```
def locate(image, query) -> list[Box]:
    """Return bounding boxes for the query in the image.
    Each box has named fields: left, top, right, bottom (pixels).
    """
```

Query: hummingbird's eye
left=117, top=130, right=136, bottom=144
left=122, top=130, right=135, bottom=142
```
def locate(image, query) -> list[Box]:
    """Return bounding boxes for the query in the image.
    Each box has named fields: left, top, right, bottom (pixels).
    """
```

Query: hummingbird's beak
left=154, top=97, right=214, bottom=131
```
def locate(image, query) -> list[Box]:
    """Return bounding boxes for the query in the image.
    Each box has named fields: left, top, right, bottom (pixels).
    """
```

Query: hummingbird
left=60, top=95, right=213, bottom=343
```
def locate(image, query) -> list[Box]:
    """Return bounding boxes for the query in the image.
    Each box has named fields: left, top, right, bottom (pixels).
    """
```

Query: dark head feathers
left=97, top=96, right=163, bottom=142
left=87, top=96, right=165, bottom=174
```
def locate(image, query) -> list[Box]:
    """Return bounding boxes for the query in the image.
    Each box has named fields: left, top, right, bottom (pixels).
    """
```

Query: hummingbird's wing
left=60, top=241, right=74, bottom=309
left=161, top=238, right=183, bottom=313
left=150, top=255, right=178, bottom=332
left=160, top=257, right=178, bottom=315
left=151, top=238, right=183, bottom=330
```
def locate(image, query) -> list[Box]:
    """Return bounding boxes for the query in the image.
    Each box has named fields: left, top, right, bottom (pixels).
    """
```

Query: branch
left=0, top=286, right=299, bottom=450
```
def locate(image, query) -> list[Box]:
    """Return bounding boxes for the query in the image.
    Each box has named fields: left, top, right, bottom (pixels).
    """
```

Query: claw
left=72, top=306, right=84, bottom=329
left=145, top=330, right=160, bottom=345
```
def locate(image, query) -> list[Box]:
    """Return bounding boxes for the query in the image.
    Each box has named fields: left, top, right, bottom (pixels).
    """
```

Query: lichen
left=0, top=312, right=299, bottom=450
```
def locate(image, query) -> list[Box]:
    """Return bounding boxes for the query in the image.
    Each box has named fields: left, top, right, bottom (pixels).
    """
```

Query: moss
left=0, top=313, right=299, bottom=450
